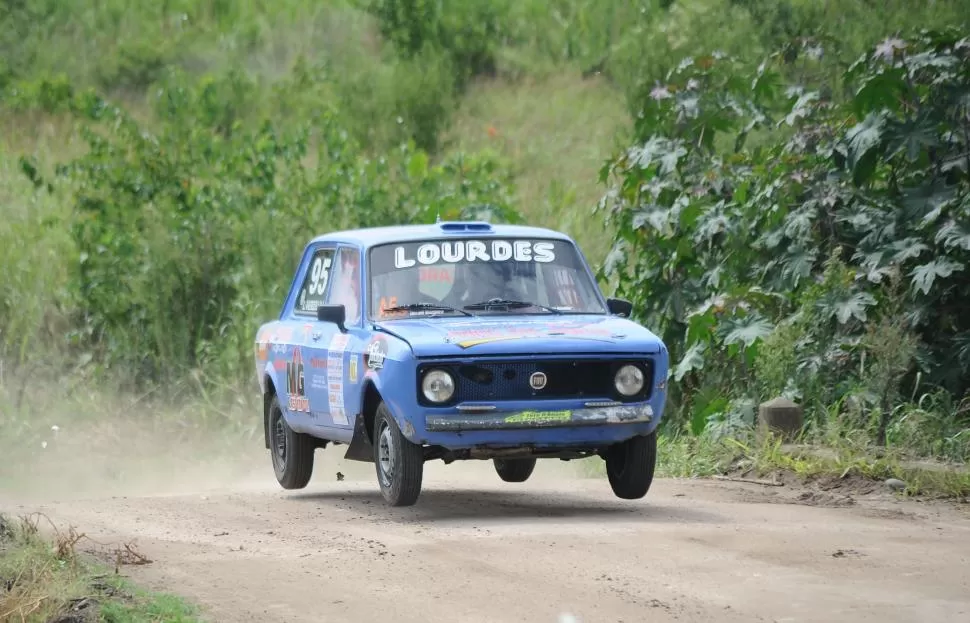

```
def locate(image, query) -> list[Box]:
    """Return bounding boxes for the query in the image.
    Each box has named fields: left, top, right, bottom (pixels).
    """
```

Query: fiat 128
left=253, top=221, right=669, bottom=506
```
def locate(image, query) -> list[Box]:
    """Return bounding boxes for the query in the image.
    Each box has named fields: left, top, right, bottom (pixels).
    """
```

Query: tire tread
left=375, top=402, right=423, bottom=506
left=606, top=431, right=657, bottom=499
left=493, top=457, right=537, bottom=482
left=270, top=395, right=315, bottom=490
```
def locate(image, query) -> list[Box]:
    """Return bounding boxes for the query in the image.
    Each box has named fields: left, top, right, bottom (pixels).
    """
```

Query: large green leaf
left=817, top=291, right=878, bottom=324
left=673, top=343, right=706, bottom=382
left=889, top=237, right=930, bottom=263
left=691, top=394, right=730, bottom=437
left=884, top=114, right=939, bottom=163
left=781, top=250, right=816, bottom=286
left=910, top=259, right=964, bottom=295
left=685, top=298, right=719, bottom=344
left=935, top=220, right=970, bottom=251
left=722, top=314, right=773, bottom=348
left=852, top=67, right=907, bottom=116
left=784, top=91, right=819, bottom=126
left=844, top=112, right=885, bottom=185
left=602, top=241, right=628, bottom=277
left=632, top=206, right=673, bottom=233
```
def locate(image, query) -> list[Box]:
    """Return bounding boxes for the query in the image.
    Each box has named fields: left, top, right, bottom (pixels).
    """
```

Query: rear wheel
left=373, top=402, right=424, bottom=506
left=493, top=457, right=537, bottom=482
left=268, top=395, right=315, bottom=489
left=604, top=431, right=657, bottom=499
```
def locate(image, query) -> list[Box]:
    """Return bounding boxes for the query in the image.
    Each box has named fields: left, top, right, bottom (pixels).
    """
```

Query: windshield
left=368, top=237, right=607, bottom=320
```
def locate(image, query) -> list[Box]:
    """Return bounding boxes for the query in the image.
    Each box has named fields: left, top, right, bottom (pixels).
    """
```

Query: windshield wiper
left=382, top=302, right=475, bottom=317
left=463, top=298, right=563, bottom=314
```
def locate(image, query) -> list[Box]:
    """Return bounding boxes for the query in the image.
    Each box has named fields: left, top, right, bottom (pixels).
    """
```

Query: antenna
left=435, top=210, right=442, bottom=224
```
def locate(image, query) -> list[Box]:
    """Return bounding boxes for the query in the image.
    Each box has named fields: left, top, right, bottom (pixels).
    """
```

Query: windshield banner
left=393, top=240, right=556, bottom=268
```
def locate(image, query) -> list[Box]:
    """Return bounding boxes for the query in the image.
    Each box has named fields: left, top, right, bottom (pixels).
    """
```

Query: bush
left=597, top=28, right=970, bottom=452
left=379, top=46, right=459, bottom=152
left=15, top=71, right=520, bottom=386
left=370, top=0, right=511, bottom=85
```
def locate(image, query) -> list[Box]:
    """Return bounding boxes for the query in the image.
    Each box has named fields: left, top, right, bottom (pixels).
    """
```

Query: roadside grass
left=578, top=431, right=970, bottom=500
left=442, top=70, right=630, bottom=270
left=0, top=513, right=199, bottom=622
left=732, top=435, right=970, bottom=499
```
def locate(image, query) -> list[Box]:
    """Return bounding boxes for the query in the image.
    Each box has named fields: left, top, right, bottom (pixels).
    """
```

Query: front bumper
left=424, top=403, right=653, bottom=432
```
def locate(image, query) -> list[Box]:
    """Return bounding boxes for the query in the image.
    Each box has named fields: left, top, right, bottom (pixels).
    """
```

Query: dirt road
left=6, top=455, right=970, bottom=623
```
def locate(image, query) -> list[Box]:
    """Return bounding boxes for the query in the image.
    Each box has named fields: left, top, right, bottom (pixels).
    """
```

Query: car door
left=314, top=245, right=365, bottom=436
left=286, top=244, right=339, bottom=432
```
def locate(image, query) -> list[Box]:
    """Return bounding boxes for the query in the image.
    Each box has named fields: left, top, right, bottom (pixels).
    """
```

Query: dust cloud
left=0, top=394, right=594, bottom=505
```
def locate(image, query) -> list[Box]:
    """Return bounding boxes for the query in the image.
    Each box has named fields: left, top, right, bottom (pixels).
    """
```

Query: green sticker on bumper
left=503, top=410, right=572, bottom=424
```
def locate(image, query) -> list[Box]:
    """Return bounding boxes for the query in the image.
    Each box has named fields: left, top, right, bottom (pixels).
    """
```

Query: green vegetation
left=2, top=0, right=969, bottom=497
left=651, top=433, right=970, bottom=498
left=0, top=513, right=200, bottom=622
left=599, top=27, right=970, bottom=467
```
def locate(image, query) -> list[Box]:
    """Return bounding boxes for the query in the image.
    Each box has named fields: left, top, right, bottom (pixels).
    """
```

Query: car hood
left=374, top=314, right=664, bottom=358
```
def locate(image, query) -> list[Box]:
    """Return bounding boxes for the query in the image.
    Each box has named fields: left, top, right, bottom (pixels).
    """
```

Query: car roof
left=307, top=221, right=576, bottom=249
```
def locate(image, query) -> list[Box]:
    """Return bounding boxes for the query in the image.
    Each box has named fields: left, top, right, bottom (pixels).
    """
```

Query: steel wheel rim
left=273, top=413, right=287, bottom=466
left=377, top=422, right=395, bottom=487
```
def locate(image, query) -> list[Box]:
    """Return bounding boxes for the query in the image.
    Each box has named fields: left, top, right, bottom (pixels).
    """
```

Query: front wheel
left=604, top=431, right=657, bottom=500
left=373, top=402, right=424, bottom=506
left=268, top=395, right=315, bottom=489
left=493, top=457, right=537, bottom=482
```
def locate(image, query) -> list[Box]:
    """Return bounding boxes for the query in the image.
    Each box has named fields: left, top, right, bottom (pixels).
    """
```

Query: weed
left=0, top=513, right=201, bottom=622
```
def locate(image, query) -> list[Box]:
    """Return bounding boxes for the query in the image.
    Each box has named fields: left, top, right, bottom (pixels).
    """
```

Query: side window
left=327, top=247, right=362, bottom=325
left=295, top=248, right=335, bottom=315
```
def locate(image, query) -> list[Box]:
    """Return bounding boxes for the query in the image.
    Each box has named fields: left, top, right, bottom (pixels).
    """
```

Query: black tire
left=267, top=394, right=315, bottom=489
left=604, top=431, right=657, bottom=500
left=373, top=402, right=424, bottom=506
left=493, top=457, right=537, bottom=482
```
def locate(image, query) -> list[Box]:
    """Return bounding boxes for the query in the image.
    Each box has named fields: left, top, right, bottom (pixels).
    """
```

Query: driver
left=334, top=249, right=361, bottom=324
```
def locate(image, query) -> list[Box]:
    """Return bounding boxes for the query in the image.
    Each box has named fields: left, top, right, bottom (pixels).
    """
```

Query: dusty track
left=5, top=455, right=970, bottom=623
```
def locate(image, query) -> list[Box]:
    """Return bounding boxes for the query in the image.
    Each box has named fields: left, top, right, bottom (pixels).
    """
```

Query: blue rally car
left=253, top=221, right=669, bottom=506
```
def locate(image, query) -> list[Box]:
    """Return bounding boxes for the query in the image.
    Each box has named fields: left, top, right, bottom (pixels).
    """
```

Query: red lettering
left=418, top=267, right=453, bottom=282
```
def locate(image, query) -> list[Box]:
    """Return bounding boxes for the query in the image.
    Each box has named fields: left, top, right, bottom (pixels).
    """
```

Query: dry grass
left=0, top=512, right=197, bottom=622
left=442, top=70, right=630, bottom=268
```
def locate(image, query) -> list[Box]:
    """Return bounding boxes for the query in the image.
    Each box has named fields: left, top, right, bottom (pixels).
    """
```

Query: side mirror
left=317, top=304, right=347, bottom=332
left=606, top=298, right=633, bottom=318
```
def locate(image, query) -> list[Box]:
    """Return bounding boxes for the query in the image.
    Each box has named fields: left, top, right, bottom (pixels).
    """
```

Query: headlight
left=422, top=369, right=455, bottom=403
left=614, top=364, right=645, bottom=397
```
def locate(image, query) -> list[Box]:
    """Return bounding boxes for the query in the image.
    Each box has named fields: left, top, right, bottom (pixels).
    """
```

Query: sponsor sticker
left=447, top=322, right=614, bottom=348
left=393, top=240, right=556, bottom=268
left=349, top=354, right=359, bottom=383
left=365, top=336, right=388, bottom=370
left=503, top=410, right=572, bottom=424
left=286, top=347, right=309, bottom=412
left=327, top=333, right=350, bottom=426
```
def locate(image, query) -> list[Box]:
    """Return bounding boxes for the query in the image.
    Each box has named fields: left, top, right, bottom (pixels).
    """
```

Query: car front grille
left=417, top=358, right=654, bottom=405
